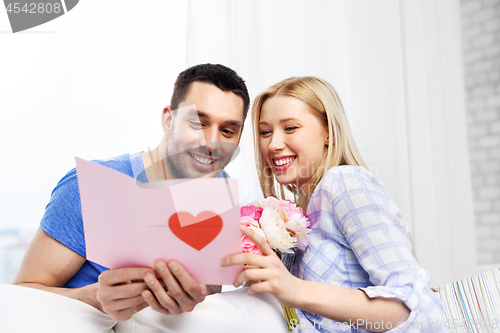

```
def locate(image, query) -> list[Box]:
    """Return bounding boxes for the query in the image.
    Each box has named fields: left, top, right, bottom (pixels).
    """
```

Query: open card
left=76, top=157, right=242, bottom=285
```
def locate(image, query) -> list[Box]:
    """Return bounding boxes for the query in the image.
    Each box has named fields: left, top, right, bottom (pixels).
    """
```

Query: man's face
left=163, top=81, right=244, bottom=178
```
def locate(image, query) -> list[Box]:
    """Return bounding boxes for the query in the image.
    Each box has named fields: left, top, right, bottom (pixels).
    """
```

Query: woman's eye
left=285, top=126, right=298, bottom=131
left=260, top=130, right=271, bottom=136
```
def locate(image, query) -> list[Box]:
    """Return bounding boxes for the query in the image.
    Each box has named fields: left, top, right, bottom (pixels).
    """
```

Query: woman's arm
left=293, top=279, right=410, bottom=331
left=222, top=226, right=409, bottom=332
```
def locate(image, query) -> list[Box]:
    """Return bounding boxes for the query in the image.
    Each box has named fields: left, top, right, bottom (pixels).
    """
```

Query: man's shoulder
left=55, top=152, right=141, bottom=190
left=215, top=169, right=230, bottom=178
left=91, top=152, right=141, bottom=176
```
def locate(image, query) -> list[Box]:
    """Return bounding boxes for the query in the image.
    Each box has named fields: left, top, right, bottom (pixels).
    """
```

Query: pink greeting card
left=76, top=157, right=242, bottom=285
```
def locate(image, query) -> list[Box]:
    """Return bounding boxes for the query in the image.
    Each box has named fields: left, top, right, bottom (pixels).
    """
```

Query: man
left=13, top=64, right=250, bottom=321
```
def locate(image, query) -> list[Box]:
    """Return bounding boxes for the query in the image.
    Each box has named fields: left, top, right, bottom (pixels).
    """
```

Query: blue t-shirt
left=40, top=152, right=229, bottom=288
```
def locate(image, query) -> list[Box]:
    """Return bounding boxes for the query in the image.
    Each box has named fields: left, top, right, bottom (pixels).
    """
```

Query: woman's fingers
left=221, top=226, right=279, bottom=268
left=233, top=267, right=276, bottom=288
left=221, top=252, right=271, bottom=268
left=246, top=281, right=274, bottom=296
left=240, top=225, right=275, bottom=256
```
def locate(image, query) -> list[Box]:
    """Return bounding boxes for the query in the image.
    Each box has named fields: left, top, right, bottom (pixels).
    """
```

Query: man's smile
left=188, top=152, right=215, bottom=166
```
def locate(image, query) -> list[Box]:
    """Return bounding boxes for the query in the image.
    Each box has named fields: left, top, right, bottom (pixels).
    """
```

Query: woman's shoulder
left=308, top=165, right=404, bottom=228
left=323, top=165, right=374, bottom=179
left=312, top=165, right=390, bottom=199
left=320, top=165, right=380, bottom=187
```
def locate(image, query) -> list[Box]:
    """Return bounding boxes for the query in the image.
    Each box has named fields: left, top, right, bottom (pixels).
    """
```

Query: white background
left=0, top=0, right=479, bottom=286
left=0, top=1, right=188, bottom=231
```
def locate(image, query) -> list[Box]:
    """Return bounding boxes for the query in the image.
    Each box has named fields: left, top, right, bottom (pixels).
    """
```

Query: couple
left=11, top=64, right=445, bottom=332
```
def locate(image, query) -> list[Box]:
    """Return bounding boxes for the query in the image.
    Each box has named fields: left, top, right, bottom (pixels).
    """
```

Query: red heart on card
left=168, top=212, right=223, bottom=251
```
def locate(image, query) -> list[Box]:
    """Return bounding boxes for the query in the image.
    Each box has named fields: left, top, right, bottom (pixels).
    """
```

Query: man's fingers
left=113, top=301, right=149, bottom=321
left=143, top=272, right=183, bottom=314
left=241, top=225, right=274, bottom=256
left=141, top=289, right=179, bottom=315
left=168, top=261, right=207, bottom=303
left=100, top=281, right=149, bottom=301
left=152, top=261, right=198, bottom=313
left=101, top=295, right=145, bottom=316
left=98, top=268, right=155, bottom=286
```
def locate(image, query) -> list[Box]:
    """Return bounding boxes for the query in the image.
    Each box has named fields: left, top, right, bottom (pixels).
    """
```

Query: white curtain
left=186, top=0, right=476, bottom=286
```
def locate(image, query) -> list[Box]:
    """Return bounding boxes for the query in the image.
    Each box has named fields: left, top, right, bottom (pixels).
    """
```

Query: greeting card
left=76, top=157, right=242, bottom=285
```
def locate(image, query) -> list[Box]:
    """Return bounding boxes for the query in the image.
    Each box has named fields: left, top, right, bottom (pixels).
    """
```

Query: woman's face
left=259, top=95, right=329, bottom=189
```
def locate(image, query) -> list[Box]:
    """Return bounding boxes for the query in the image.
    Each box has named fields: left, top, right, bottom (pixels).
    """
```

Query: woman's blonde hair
left=252, top=77, right=366, bottom=209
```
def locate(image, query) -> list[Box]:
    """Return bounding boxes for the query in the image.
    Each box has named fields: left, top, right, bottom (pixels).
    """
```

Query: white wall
left=0, top=0, right=188, bottom=282
left=461, top=0, right=500, bottom=266
left=0, top=0, right=478, bottom=286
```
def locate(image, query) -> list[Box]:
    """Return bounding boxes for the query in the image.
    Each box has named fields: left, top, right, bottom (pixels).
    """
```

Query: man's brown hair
left=170, top=64, right=250, bottom=122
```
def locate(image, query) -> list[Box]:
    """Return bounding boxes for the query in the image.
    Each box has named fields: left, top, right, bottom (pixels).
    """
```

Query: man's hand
left=141, top=260, right=207, bottom=315
left=96, top=267, right=155, bottom=321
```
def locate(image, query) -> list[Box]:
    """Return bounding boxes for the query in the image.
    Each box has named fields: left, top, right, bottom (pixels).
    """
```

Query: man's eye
left=189, top=121, right=202, bottom=128
left=222, top=129, right=235, bottom=135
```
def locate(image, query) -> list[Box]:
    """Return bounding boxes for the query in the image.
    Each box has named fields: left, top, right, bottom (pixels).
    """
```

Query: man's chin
left=196, top=167, right=224, bottom=178
left=179, top=166, right=223, bottom=179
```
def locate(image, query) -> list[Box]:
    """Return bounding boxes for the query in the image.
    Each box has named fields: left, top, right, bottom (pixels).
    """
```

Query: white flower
left=259, top=207, right=296, bottom=253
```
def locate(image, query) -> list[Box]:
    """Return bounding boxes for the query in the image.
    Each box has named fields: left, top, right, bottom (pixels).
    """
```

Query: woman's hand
left=220, top=225, right=303, bottom=308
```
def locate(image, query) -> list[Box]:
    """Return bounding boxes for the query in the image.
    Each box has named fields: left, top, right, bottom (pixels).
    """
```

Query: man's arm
left=14, top=227, right=154, bottom=319
left=14, top=227, right=216, bottom=320
left=12, top=227, right=103, bottom=310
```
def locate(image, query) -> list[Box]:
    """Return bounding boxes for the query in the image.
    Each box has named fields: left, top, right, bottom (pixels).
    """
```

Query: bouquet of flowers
left=240, top=197, right=311, bottom=331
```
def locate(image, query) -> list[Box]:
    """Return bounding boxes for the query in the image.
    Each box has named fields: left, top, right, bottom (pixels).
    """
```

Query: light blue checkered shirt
left=291, top=166, right=447, bottom=332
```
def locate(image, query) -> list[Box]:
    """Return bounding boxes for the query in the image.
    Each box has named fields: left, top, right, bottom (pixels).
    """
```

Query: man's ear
left=161, top=106, right=173, bottom=135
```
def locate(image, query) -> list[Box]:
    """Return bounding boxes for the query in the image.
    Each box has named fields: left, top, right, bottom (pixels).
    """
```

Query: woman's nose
left=268, top=132, right=285, bottom=151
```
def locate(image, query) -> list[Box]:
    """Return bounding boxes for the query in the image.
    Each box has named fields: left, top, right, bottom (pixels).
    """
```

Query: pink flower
left=241, top=216, right=267, bottom=241
left=296, top=233, right=310, bottom=251
left=241, top=216, right=259, bottom=229
left=240, top=197, right=311, bottom=254
left=240, top=215, right=267, bottom=255
left=281, top=203, right=307, bottom=221
left=241, top=234, right=261, bottom=254
left=241, top=205, right=263, bottom=221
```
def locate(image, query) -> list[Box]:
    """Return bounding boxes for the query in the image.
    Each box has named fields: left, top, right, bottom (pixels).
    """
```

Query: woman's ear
left=161, top=106, right=173, bottom=135
left=325, top=134, right=330, bottom=147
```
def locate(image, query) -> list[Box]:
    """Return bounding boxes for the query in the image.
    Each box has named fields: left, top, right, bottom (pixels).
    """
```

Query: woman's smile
left=259, top=95, right=328, bottom=188
left=272, top=155, right=296, bottom=171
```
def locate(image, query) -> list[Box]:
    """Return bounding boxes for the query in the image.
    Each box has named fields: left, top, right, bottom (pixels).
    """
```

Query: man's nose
left=201, top=127, right=221, bottom=151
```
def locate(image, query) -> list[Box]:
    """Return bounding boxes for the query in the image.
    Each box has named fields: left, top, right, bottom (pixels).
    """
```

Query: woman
left=221, top=77, right=446, bottom=332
